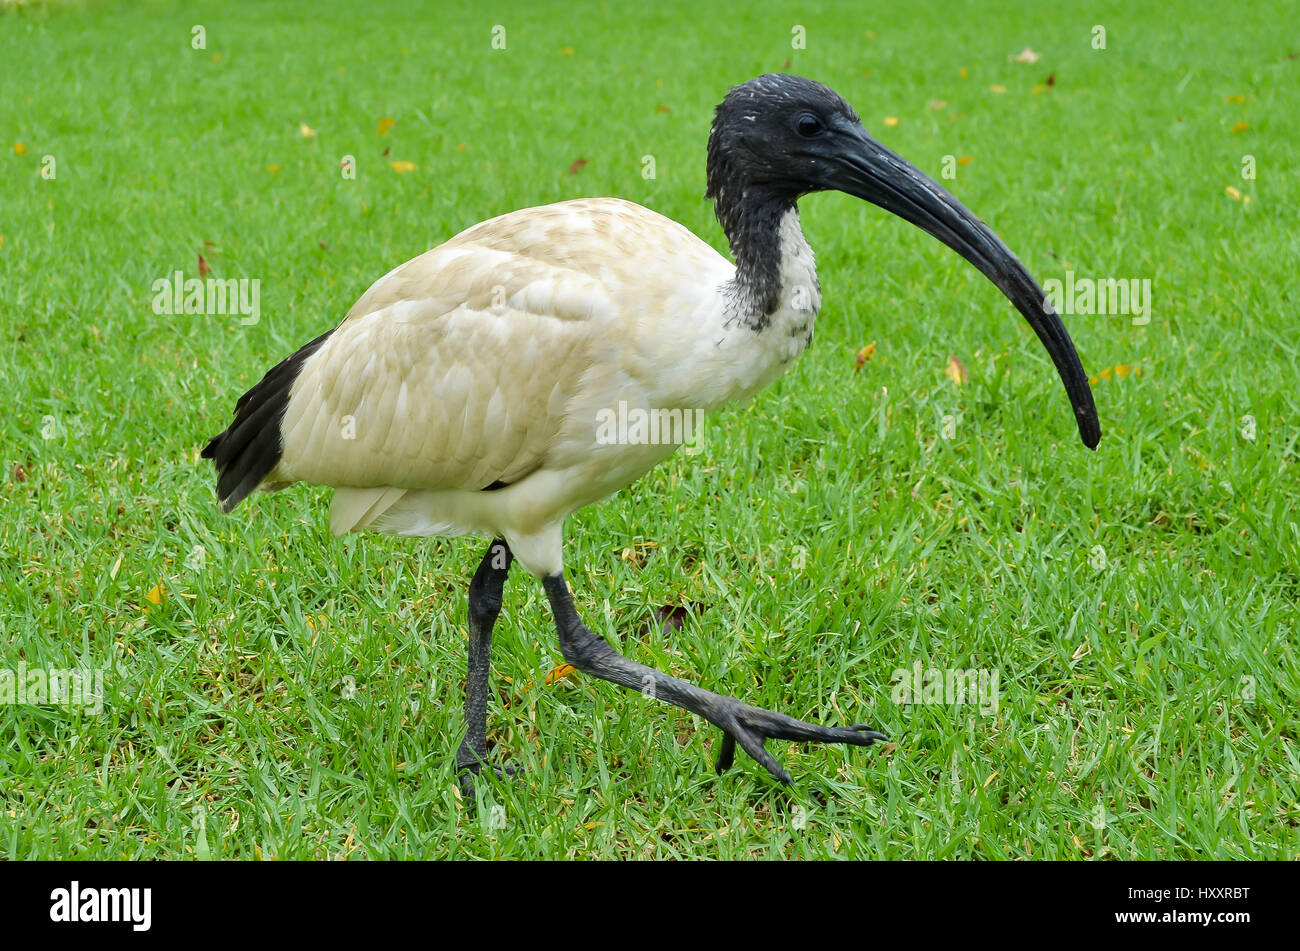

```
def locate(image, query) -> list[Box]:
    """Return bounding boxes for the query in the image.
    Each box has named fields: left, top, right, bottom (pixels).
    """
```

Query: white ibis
left=202, top=74, right=1100, bottom=786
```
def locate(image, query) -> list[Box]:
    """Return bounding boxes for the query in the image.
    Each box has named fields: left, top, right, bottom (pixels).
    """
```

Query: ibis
left=202, top=74, right=1100, bottom=786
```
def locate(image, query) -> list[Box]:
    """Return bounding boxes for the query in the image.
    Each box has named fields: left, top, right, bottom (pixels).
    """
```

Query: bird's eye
left=794, top=112, right=825, bottom=138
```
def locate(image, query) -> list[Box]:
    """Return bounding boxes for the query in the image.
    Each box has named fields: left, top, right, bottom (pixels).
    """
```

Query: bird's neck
left=718, top=190, right=820, bottom=331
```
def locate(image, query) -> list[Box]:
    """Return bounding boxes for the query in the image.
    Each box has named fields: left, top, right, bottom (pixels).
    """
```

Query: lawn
left=1, top=0, right=1297, bottom=859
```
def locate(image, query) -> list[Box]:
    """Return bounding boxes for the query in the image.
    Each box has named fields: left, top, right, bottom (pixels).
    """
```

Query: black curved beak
left=825, top=122, right=1101, bottom=450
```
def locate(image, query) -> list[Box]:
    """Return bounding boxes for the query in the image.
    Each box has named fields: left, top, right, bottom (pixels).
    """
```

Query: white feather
left=272, top=199, right=819, bottom=577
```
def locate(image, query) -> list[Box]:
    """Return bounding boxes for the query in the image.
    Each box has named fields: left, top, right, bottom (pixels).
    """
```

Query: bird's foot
left=711, top=699, right=887, bottom=785
left=455, top=749, right=520, bottom=797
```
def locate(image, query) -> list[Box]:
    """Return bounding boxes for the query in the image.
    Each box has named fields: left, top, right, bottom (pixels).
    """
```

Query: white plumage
left=271, top=197, right=819, bottom=577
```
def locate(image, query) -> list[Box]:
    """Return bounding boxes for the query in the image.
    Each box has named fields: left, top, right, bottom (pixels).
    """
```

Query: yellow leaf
left=377, top=116, right=395, bottom=137
left=945, top=355, right=969, bottom=385
left=1225, top=185, right=1242, bottom=201
left=960, top=67, right=969, bottom=79
left=545, top=663, right=578, bottom=685
left=210, top=52, right=220, bottom=62
left=883, top=116, right=899, bottom=127
left=13, top=142, right=27, bottom=155
left=0, top=234, right=4, bottom=249
left=989, top=84, right=1007, bottom=94
left=456, top=142, right=466, bottom=152
left=1231, top=121, right=1249, bottom=133
left=561, top=46, right=574, bottom=55
left=299, top=123, right=316, bottom=138
left=1089, top=364, right=1140, bottom=385
left=145, top=584, right=164, bottom=606
left=958, top=155, right=972, bottom=166
left=389, top=160, right=416, bottom=173
left=266, top=164, right=280, bottom=174
left=1225, top=94, right=1246, bottom=103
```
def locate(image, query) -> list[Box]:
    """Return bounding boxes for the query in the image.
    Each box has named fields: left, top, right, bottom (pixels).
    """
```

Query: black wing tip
left=201, top=328, right=335, bottom=513
left=201, top=430, right=244, bottom=513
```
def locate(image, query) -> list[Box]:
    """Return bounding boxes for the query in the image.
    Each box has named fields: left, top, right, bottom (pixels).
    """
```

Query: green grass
left=2, top=0, right=1297, bottom=859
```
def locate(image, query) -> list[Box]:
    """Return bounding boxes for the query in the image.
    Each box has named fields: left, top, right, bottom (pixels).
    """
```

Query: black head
left=705, top=73, right=1101, bottom=451
left=706, top=74, right=861, bottom=223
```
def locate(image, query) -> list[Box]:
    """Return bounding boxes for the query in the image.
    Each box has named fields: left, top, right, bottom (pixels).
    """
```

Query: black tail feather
left=201, top=329, right=334, bottom=512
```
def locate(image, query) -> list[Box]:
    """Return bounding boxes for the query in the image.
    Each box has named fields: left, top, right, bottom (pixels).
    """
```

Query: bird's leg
left=455, top=539, right=513, bottom=786
left=542, top=573, right=886, bottom=784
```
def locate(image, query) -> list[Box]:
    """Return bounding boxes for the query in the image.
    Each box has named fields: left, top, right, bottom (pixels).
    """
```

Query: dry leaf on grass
left=1089, top=364, right=1142, bottom=385
left=545, top=664, right=578, bottom=685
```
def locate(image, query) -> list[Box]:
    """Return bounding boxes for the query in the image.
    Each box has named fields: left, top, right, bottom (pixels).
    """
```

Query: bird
left=201, top=73, right=1100, bottom=787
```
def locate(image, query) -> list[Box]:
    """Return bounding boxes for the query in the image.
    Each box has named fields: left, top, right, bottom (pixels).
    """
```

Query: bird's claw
left=456, top=754, right=521, bottom=797
left=712, top=702, right=887, bottom=785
